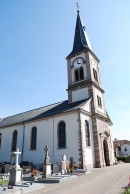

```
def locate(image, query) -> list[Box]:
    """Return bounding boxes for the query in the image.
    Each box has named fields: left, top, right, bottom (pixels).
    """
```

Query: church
left=0, top=9, right=115, bottom=169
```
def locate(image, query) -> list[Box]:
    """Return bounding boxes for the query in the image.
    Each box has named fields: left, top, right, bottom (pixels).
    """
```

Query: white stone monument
left=43, top=145, right=52, bottom=178
left=61, top=154, right=67, bottom=175
left=9, top=148, right=23, bottom=185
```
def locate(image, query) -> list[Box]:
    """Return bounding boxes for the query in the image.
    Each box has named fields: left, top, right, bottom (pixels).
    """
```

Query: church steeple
left=67, top=10, right=92, bottom=59
left=66, top=9, right=103, bottom=105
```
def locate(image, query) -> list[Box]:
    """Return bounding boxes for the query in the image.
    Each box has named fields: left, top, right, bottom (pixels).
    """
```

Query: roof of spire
left=67, top=10, right=92, bottom=59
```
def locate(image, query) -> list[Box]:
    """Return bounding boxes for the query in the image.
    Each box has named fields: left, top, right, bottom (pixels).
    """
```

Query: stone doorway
left=103, top=139, right=110, bottom=166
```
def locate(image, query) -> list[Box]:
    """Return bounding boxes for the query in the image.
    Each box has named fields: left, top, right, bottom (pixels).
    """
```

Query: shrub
left=116, top=156, right=130, bottom=163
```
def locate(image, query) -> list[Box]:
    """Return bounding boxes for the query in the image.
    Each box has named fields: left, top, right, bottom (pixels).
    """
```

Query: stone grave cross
left=13, top=148, right=21, bottom=169
left=44, top=145, right=50, bottom=164
left=43, top=145, right=51, bottom=178
left=9, top=148, right=22, bottom=185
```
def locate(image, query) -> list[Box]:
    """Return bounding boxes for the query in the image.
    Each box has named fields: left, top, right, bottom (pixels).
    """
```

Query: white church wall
left=0, top=111, right=81, bottom=167
left=53, top=112, right=80, bottom=164
left=80, top=113, right=95, bottom=168
left=81, top=99, right=92, bottom=113
left=23, top=119, right=54, bottom=165
left=0, top=125, right=23, bottom=163
left=20, top=111, right=80, bottom=166
left=72, top=87, right=89, bottom=103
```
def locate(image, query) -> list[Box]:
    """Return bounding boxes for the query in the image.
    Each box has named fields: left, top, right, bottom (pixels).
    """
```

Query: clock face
left=73, top=58, right=83, bottom=68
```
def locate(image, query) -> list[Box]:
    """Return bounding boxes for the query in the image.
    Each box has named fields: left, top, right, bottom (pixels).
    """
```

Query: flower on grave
left=128, top=182, right=130, bottom=187
left=31, top=169, right=40, bottom=176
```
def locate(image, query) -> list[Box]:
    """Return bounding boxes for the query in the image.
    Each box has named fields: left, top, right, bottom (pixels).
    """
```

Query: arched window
left=75, top=69, right=79, bottom=81
left=97, top=95, right=102, bottom=108
left=85, top=121, right=90, bottom=146
left=0, top=134, right=1, bottom=148
left=58, top=121, right=66, bottom=148
left=75, top=67, right=84, bottom=82
left=79, top=67, right=84, bottom=80
left=93, top=68, right=98, bottom=82
left=12, top=130, right=18, bottom=151
left=30, top=127, right=37, bottom=150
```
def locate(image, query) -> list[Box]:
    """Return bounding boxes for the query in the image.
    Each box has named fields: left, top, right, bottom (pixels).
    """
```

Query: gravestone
left=3, top=163, right=13, bottom=173
left=51, top=163, right=60, bottom=174
left=9, top=148, right=23, bottom=185
left=66, top=160, right=69, bottom=172
left=61, top=154, right=68, bottom=175
left=42, top=145, right=52, bottom=178
left=70, top=157, right=74, bottom=172
left=70, top=157, right=74, bottom=168
left=20, top=161, right=33, bottom=174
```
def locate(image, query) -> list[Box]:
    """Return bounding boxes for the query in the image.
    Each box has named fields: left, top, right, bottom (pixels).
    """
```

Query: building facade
left=114, top=140, right=130, bottom=157
left=0, top=10, right=115, bottom=169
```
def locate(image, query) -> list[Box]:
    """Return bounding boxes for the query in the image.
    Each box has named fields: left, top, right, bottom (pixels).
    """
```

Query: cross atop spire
left=76, top=2, right=80, bottom=13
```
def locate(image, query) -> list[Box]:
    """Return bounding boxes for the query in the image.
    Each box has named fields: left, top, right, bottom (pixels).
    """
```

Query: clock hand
left=76, top=60, right=81, bottom=65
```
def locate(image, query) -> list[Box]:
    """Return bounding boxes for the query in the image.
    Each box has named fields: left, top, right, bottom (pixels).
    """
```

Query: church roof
left=67, top=10, right=92, bottom=59
left=0, top=99, right=90, bottom=128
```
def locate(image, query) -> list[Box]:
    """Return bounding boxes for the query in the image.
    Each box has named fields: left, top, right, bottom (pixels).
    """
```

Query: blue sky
left=0, top=1, right=130, bottom=140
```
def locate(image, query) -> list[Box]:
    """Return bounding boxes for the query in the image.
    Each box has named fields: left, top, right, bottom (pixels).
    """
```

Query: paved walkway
left=28, top=163, right=130, bottom=194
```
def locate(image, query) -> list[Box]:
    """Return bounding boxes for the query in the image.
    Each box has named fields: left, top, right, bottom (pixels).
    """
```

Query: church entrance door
left=103, top=139, right=110, bottom=166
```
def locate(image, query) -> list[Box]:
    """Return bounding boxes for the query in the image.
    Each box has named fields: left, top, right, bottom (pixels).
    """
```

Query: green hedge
left=116, top=156, right=130, bottom=163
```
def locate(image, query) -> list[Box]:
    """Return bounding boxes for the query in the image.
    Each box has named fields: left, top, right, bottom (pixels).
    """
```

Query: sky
left=0, top=1, right=130, bottom=140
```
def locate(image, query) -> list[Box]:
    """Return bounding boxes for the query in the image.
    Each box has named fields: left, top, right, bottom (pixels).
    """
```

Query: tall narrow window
left=0, top=134, right=1, bottom=148
left=12, top=130, right=17, bottom=151
left=97, top=95, right=102, bottom=108
left=75, top=69, right=79, bottom=81
left=58, top=121, right=66, bottom=148
left=93, top=68, right=98, bottom=82
left=79, top=67, right=84, bottom=80
left=85, top=121, right=90, bottom=146
left=30, top=127, right=37, bottom=150
left=75, top=67, right=84, bottom=82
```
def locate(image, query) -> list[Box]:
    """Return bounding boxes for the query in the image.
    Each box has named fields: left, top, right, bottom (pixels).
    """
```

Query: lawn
left=0, top=179, right=8, bottom=187
left=124, top=187, right=130, bottom=194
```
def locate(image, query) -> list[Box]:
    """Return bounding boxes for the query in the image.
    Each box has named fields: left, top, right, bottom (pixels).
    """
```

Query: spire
left=67, top=9, right=92, bottom=59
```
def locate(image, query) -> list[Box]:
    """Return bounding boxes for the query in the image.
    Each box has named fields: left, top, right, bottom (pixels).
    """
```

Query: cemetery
left=0, top=146, right=90, bottom=193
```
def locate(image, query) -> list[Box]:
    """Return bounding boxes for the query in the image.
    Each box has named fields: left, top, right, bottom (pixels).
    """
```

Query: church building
left=0, top=10, right=115, bottom=169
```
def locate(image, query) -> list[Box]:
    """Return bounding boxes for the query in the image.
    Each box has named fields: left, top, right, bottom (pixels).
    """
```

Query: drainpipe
left=21, top=123, right=25, bottom=162
left=78, top=110, right=83, bottom=169
left=53, top=118, right=54, bottom=157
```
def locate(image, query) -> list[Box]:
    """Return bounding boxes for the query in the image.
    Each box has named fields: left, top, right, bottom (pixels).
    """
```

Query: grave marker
left=9, top=148, right=23, bottom=185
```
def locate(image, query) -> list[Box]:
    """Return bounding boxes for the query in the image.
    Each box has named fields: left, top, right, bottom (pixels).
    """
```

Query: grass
left=123, top=187, right=130, bottom=194
left=0, top=179, right=8, bottom=187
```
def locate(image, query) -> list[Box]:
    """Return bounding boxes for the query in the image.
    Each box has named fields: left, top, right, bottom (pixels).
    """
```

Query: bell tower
left=66, top=9, right=114, bottom=168
left=66, top=10, right=103, bottom=109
